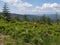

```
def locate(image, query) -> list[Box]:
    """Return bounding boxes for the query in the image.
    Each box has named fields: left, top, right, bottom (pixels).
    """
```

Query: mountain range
left=0, top=12, right=60, bottom=20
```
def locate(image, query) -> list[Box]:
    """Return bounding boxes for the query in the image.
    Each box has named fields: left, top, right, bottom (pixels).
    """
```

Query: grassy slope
left=0, top=19, right=60, bottom=45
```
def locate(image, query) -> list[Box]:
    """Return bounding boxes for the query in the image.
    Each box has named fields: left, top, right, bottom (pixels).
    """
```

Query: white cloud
left=1, top=0, right=19, bottom=4
left=1, top=0, right=33, bottom=14
left=1, top=0, right=32, bottom=7
left=0, top=0, right=60, bottom=14
left=32, top=3, right=60, bottom=14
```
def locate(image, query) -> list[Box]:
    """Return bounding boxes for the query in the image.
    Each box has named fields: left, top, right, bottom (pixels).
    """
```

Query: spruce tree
left=41, top=15, right=47, bottom=24
left=47, top=17, right=52, bottom=25
left=23, top=15, right=29, bottom=21
left=55, top=13, right=60, bottom=24
left=2, top=3, right=10, bottom=21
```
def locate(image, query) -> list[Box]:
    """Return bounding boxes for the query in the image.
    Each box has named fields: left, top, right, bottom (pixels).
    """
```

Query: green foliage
left=0, top=18, right=60, bottom=45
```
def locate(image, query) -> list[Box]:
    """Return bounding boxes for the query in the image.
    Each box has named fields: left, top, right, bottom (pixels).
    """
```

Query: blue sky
left=0, top=0, right=60, bottom=14
left=23, top=0, right=60, bottom=6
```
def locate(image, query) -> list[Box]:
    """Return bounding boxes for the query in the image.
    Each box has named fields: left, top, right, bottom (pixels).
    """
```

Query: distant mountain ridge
left=0, top=12, right=60, bottom=20
left=9, top=13, right=60, bottom=20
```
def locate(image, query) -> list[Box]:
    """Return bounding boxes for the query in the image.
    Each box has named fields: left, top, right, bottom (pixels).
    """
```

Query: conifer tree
left=2, top=3, right=10, bottom=21
left=55, top=13, right=60, bottom=24
left=41, top=15, right=47, bottom=24
left=23, top=15, right=29, bottom=21
left=47, top=17, right=52, bottom=25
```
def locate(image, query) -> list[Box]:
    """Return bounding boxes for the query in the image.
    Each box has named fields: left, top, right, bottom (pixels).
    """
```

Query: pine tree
left=23, top=15, right=29, bottom=21
left=55, top=13, right=60, bottom=24
left=41, top=15, right=47, bottom=24
left=47, top=17, right=52, bottom=25
left=2, top=3, right=10, bottom=21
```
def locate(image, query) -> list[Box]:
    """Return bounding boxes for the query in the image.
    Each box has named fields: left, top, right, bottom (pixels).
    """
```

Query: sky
left=0, top=0, right=60, bottom=14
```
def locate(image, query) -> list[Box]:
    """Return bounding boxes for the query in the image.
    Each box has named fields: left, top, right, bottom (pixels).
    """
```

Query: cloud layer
left=0, top=0, right=60, bottom=14
left=32, top=3, right=60, bottom=14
